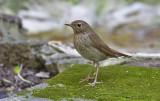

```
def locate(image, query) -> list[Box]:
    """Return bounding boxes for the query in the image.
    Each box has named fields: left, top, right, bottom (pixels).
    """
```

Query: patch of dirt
left=0, top=64, right=57, bottom=99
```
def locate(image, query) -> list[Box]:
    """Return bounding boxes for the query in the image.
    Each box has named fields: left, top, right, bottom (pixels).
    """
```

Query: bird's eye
left=77, top=23, right=81, bottom=27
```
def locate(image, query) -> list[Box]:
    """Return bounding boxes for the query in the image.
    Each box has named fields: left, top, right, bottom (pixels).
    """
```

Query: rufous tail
left=111, top=49, right=131, bottom=58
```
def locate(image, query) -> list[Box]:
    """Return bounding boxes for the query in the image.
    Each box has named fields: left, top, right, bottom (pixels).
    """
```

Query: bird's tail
left=111, top=49, right=131, bottom=58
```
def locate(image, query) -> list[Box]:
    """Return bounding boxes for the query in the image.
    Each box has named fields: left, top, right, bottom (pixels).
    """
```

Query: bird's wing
left=89, top=33, right=117, bottom=57
left=89, top=32, right=131, bottom=58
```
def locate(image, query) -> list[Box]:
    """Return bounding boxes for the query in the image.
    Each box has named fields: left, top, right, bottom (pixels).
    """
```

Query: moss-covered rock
left=6, top=64, right=160, bottom=101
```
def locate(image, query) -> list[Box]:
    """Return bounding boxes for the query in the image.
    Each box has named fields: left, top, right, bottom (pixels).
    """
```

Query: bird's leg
left=87, top=62, right=102, bottom=86
left=80, top=61, right=95, bottom=82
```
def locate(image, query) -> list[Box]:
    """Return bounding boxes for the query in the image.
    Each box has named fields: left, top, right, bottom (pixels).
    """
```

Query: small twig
left=18, top=64, right=32, bottom=84
left=20, top=64, right=23, bottom=72
left=18, top=73, right=31, bottom=84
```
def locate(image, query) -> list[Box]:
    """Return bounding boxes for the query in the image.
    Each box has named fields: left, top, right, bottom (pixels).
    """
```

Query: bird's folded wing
left=89, top=33, right=116, bottom=57
left=89, top=33, right=130, bottom=58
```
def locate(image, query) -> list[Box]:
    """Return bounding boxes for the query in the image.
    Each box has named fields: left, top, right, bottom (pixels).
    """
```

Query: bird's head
left=65, top=20, right=92, bottom=34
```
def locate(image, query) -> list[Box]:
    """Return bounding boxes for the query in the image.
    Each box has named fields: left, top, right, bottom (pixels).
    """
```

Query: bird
left=65, top=20, right=131, bottom=86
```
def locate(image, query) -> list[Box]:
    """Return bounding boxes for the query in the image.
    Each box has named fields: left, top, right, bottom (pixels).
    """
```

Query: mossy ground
left=30, top=64, right=160, bottom=100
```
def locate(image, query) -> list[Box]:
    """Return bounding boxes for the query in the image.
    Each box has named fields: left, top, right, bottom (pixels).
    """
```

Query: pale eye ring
left=77, top=23, right=81, bottom=27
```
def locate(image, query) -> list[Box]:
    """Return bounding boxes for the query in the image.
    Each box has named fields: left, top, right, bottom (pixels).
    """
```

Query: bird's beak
left=65, top=24, right=72, bottom=27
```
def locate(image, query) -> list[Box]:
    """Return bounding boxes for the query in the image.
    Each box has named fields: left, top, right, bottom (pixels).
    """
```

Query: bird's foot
left=80, top=77, right=94, bottom=82
left=86, top=81, right=102, bottom=86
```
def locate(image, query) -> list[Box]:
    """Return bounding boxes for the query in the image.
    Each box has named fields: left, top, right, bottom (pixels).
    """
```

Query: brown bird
left=65, top=20, right=131, bottom=86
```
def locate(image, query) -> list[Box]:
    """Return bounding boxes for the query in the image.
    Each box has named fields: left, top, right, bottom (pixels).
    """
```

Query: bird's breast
left=74, top=34, right=107, bottom=62
left=74, top=34, right=91, bottom=47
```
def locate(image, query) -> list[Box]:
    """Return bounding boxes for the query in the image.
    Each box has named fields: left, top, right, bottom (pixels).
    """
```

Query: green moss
left=26, top=64, right=160, bottom=100
left=17, top=90, right=31, bottom=96
left=6, top=90, right=12, bottom=93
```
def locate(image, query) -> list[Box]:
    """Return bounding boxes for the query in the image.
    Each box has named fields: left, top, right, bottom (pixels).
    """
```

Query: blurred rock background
left=1, top=0, right=160, bottom=99
left=0, top=0, right=160, bottom=54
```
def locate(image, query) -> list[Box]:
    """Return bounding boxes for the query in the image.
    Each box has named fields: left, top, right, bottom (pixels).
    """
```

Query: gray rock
left=99, top=2, right=160, bottom=39
left=1, top=95, right=52, bottom=101
left=18, top=1, right=96, bottom=33
left=124, top=60, right=160, bottom=67
left=0, top=41, right=89, bottom=74
left=0, top=41, right=58, bottom=74
left=0, top=14, right=27, bottom=42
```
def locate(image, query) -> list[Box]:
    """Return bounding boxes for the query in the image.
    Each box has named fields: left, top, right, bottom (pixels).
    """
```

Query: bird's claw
left=85, top=81, right=102, bottom=86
